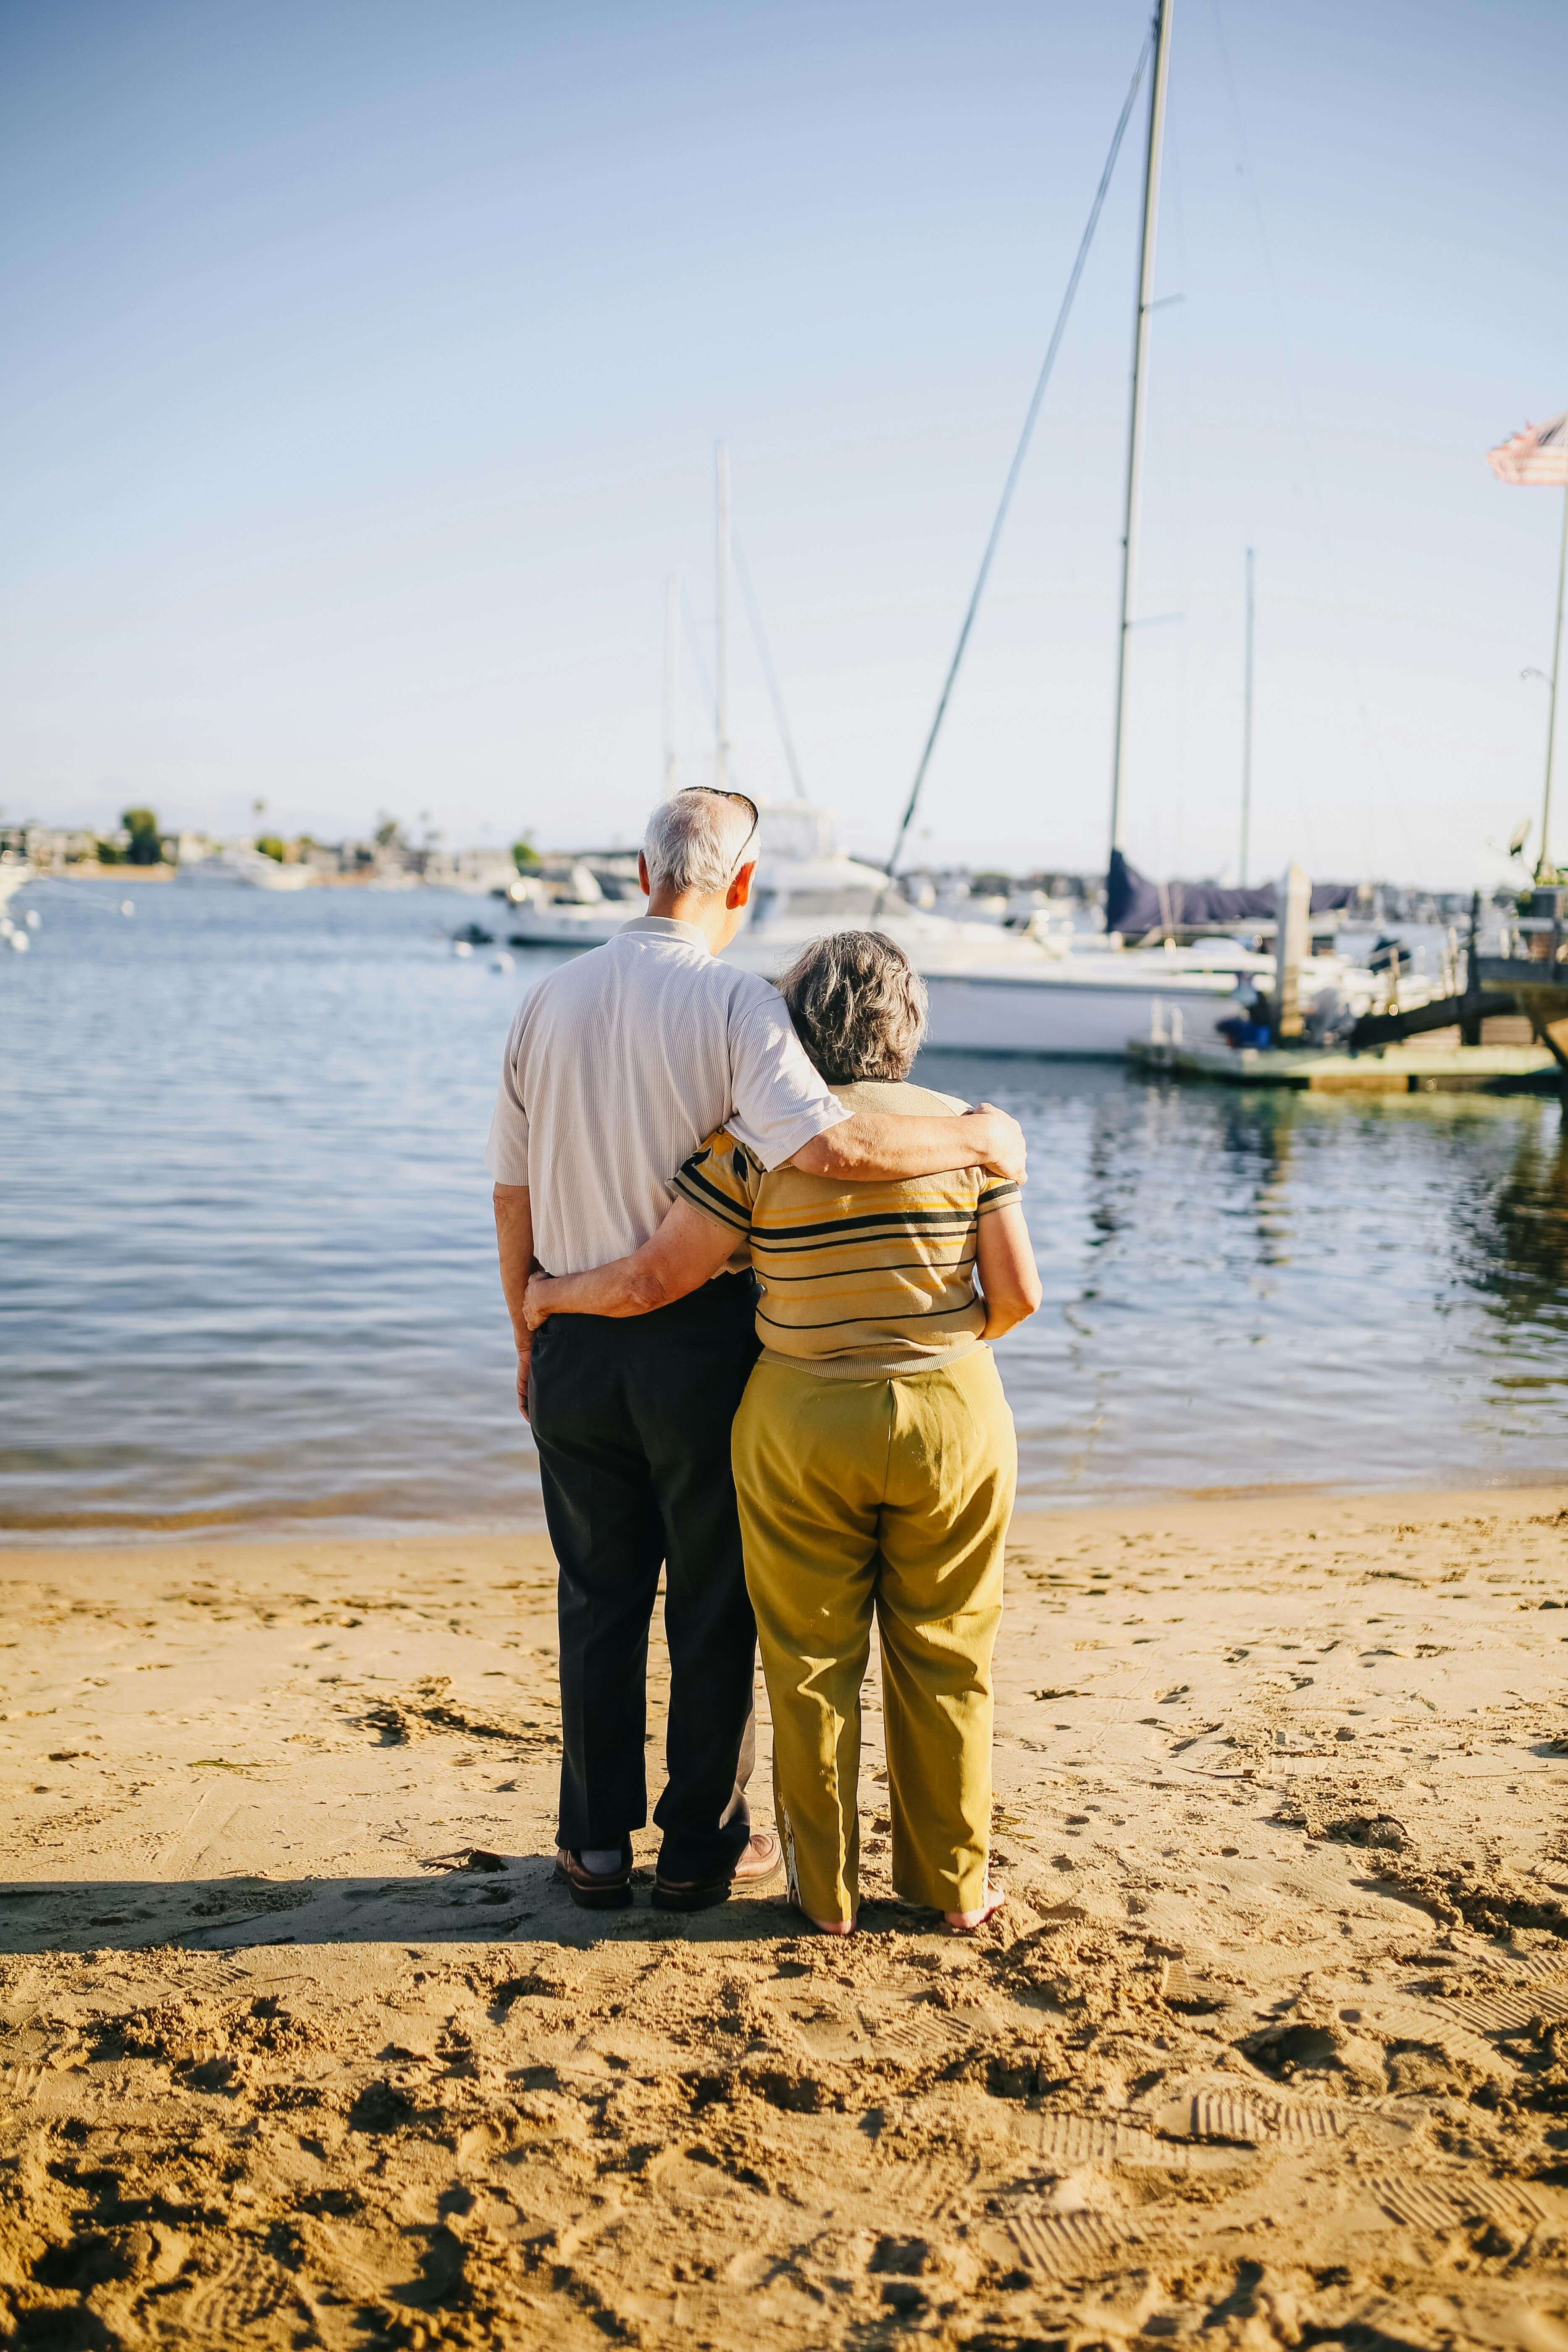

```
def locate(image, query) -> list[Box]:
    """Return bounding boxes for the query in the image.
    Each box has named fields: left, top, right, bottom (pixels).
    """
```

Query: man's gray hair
left=777, top=930, right=929, bottom=1084
left=643, top=790, right=755, bottom=898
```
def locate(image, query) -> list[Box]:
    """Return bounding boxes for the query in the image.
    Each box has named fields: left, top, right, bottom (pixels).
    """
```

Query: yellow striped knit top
left=672, top=1078, right=1021, bottom=1379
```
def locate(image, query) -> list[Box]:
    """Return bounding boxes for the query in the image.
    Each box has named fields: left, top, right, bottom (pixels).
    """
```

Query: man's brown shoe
left=651, top=1830, right=783, bottom=1913
left=553, top=1844, right=633, bottom=1911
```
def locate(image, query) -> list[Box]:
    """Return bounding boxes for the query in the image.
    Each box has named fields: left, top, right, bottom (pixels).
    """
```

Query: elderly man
left=489, top=788, right=1025, bottom=1914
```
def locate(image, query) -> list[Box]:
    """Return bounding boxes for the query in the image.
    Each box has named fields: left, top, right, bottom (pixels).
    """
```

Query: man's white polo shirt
left=484, top=916, right=848, bottom=1277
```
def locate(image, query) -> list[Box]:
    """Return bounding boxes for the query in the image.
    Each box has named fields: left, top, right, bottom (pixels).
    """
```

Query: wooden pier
left=1127, top=1037, right=1562, bottom=1093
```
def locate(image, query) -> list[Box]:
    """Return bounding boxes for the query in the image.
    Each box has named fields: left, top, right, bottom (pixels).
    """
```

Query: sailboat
left=512, top=7, right=1397, bottom=1049
left=724, top=0, right=1382, bottom=1053
left=833, top=0, right=1403, bottom=1052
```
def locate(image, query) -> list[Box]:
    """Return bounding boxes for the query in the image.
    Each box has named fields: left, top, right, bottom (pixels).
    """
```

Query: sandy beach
left=3, top=1483, right=1568, bottom=2349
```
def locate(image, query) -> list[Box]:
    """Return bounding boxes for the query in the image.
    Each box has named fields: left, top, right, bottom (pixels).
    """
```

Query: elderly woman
left=525, top=931, right=1040, bottom=1934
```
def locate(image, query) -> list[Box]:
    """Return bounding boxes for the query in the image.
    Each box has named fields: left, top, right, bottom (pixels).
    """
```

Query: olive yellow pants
left=731, top=1346, right=1016, bottom=1924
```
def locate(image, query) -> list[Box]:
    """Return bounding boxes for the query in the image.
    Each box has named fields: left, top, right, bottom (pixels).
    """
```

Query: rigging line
left=1207, top=0, right=1413, bottom=872
left=878, top=30, right=1153, bottom=894
left=733, top=535, right=809, bottom=802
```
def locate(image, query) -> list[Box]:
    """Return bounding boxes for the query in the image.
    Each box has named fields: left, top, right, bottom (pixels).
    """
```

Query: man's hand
left=791, top=1102, right=1027, bottom=1184
left=523, top=1273, right=555, bottom=1331
left=494, top=1184, right=536, bottom=1422
left=964, top=1103, right=1027, bottom=1186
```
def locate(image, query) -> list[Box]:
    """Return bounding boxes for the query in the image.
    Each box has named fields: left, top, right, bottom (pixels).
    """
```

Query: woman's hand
left=524, top=1273, right=556, bottom=1331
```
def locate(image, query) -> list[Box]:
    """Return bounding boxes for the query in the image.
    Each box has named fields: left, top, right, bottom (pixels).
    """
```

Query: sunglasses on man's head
left=678, top=785, right=759, bottom=875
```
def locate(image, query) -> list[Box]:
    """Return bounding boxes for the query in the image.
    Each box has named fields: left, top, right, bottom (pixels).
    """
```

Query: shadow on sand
left=0, top=1858, right=946, bottom=1955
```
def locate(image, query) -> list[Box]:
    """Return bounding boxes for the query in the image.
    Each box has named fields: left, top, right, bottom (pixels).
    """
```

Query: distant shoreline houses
left=0, top=816, right=520, bottom=894
left=0, top=816, right=1502, bottom=925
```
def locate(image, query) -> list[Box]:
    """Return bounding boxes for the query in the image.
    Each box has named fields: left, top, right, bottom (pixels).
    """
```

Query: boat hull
left=729, top=916, right=1245, bottom=1058
left=503, top=905, right=627, bottom=947
left=919, top=964, right=1235, bottom=1058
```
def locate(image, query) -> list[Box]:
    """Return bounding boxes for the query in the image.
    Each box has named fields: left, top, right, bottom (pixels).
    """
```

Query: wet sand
left=3, top=1484, right=1568, bottom=2349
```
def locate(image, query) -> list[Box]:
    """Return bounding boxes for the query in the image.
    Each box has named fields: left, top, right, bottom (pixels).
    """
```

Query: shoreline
left=5, top=1465, right=1567, bottom=1550
left=5, top=1480, right=1568, bottom=2345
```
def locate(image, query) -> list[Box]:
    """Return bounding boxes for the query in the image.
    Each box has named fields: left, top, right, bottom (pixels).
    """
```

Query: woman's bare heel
left=945, top=1885, right=1006, bottom=1932
left=794, top=1902, right=854, bottom=1936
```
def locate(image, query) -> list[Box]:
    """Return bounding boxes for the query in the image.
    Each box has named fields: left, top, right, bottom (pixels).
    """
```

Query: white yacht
left=720, top=807, right=1389, bottom=1058
left=0, top=854, right=32, bottom=911
left=740, top=910, right=1249, bottom=1056
left=499, top=861, right=640, bottom=946
left=175, top=846, right=316, bottom=890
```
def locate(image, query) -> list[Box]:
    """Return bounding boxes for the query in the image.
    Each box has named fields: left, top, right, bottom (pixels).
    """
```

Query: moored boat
left=174, top=847, right=317, bottom=890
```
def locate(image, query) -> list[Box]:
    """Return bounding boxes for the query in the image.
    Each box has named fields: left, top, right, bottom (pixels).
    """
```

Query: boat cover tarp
left=1105, top=851, right=1358, bottom=937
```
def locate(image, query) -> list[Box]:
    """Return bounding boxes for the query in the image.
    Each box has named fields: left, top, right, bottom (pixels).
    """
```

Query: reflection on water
left=2, top=884, right=1564, bottom=1541
left=1218, top=1096, right=1295, bottom=1266
left=924, top=1053, right=1567, bottom=1506
left=1468, top=1122, right=1568, bottom=1323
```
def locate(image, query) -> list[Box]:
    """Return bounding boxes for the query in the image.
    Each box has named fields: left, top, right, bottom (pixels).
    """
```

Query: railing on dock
left=1348, top=888, right=1568, bottom=1074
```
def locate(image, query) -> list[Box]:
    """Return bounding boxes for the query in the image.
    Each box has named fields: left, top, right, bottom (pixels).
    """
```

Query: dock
left=1132, top=883, right=1568, bottom=1093
left=1127, top=1037, right=1563, bottom=1093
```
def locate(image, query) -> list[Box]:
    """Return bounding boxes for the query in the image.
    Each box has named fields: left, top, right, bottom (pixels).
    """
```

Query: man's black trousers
left=528, top=1272, right=760, bottom=1884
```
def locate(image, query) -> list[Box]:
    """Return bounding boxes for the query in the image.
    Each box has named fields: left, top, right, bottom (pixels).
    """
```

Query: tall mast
left=1240, top=545, right=1255, bottom=885
left=1106, top=0, right=1174, bottom=867
left=663, top=574, right=680, bottom=798
left=714, top=440, right=732, bottom=792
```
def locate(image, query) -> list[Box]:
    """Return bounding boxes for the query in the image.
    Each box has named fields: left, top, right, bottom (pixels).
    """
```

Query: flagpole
left=1539, top=481, right=1568, bottom=883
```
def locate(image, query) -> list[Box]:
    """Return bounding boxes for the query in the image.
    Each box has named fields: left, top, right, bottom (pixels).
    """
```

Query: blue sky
left=2, top=0, right=1564, bottom=885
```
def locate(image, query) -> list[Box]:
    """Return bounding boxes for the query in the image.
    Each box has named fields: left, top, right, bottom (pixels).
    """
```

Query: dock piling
left=1460, top=890, right=1484, bottom=1047
left=1275, top=862, right=1310, bottom=1040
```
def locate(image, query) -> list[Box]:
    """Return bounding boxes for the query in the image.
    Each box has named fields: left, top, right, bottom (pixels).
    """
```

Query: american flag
left=1488, top=410, right=1568, bottom=485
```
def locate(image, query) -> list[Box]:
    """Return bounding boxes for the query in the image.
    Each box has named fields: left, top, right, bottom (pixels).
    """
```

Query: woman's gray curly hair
left=776, top=930, right=928, bottom=1084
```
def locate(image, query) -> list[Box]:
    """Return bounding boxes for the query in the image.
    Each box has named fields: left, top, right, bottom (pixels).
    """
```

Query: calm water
left=3, top=880, right=1565, bottom=1541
